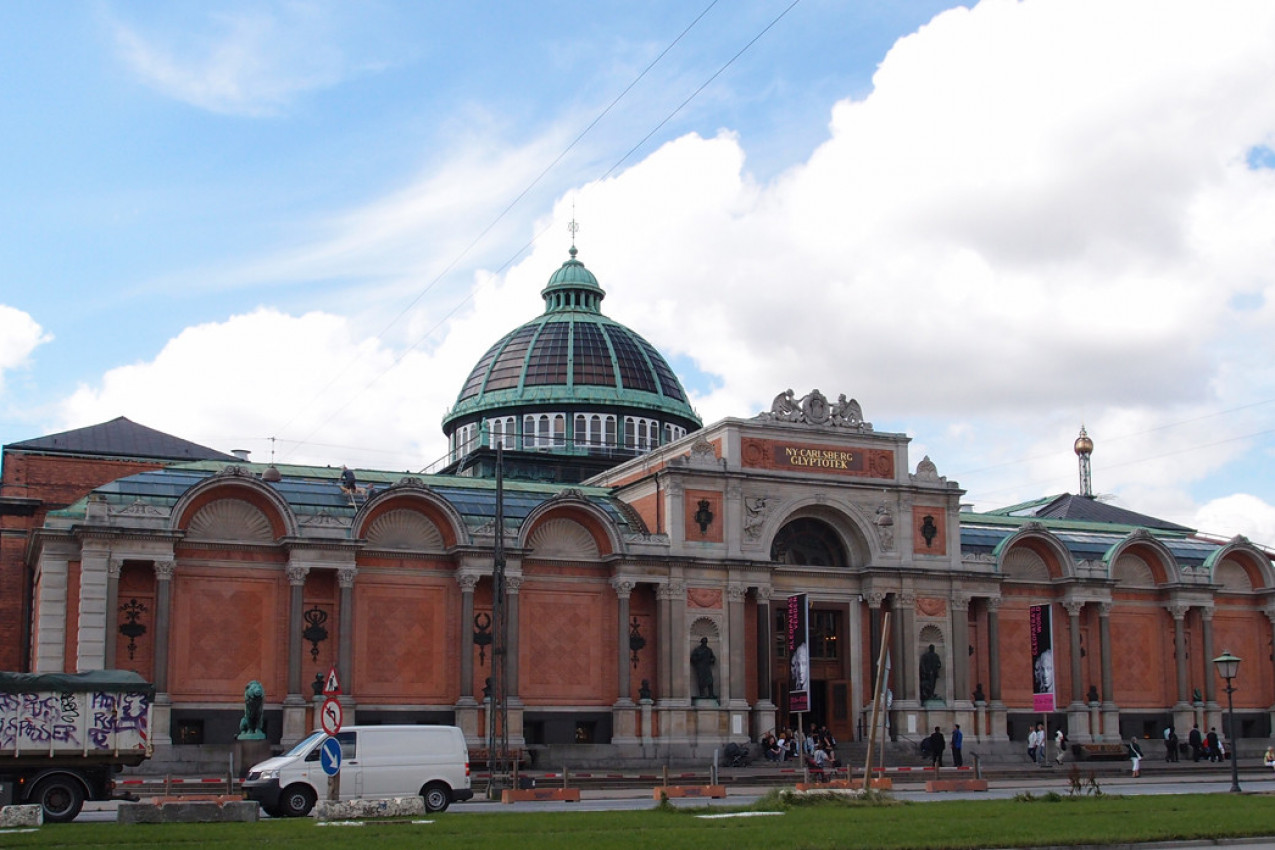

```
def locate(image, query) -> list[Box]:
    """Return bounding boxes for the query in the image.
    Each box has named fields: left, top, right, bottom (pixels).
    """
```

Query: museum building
left=3, top=246, right=1274, bottom=766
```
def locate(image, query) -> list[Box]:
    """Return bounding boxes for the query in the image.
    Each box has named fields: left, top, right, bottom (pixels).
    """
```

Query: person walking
left=1167, top=727, right=1180, bottom=762
left=1054, top=727, right=1067, bottom=765
left=1027, top=723, right=1044, bottom=764
left=1206, top=727, right=1221, bottom=763
left=951, top=724, right=963, bottom=767
left=1189, top=724, right=1203, bottom=762
left=1128, top=736, right=1144, bottom=777
left=928, top=726, right=945, bottom=768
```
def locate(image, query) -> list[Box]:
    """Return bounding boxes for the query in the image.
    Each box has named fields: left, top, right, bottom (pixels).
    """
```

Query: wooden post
left=862, top=612, right=892, bottom=797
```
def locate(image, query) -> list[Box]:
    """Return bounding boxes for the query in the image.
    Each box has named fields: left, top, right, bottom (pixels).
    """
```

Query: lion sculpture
left=238, top=679, right=267, bottom=740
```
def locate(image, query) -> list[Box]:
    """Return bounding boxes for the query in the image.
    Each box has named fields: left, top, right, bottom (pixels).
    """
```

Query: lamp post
left=1212, top=651, right=1242, bottom=794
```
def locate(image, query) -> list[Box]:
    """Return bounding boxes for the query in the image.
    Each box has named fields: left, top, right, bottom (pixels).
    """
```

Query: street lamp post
left=1212, top=651, right=1242, bottom=794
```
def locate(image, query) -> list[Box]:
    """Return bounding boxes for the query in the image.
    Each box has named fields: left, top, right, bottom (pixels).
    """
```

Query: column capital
left=950, top=593, right=971, bottom=613
left=755, top=586, right=774, bottom=604
left=610, top=578, right=635, bottom=598
left=107, top=558, right=124, bottom=579
left=506, top=575, right=523, bottom=594
left=153, top=560, right=176, bottom=581
left=726, top=584, right=748, bottom=603
left=1198, top=605, right=1215, bottom=622
left=286, top=565, right=310, bottom=587
left=984, top=596, right=1002, bottom=613
left=456, top=572, right=480, bottom=592
left=896, top=591, right=916, bottom=606
left=1264, top=606, right=1275, bottom=625
left=337, top=567, right=357, bottom=589
left=865, top=591, right=887, bottom=609
left=1062, top=600, right=1085, bottom=617
left=1097, top=602, right=1113, bottom=617
left=1165, top=603, right=1189, bottom=621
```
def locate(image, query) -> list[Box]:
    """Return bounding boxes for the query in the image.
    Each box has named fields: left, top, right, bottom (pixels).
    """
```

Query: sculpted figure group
left=759, top=389, right=868, bottom=429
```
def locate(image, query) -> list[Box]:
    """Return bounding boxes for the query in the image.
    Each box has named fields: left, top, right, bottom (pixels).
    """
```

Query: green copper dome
left=442, top=248, right=700, bottom=465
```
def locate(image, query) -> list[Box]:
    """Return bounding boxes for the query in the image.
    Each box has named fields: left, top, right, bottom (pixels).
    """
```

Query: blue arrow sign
left=320, top=736, right=342, bottom=776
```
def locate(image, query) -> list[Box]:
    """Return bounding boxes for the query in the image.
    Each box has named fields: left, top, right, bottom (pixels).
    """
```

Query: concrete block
left=0, top=804, right=43, bottom=828
left=313, top=797, right=426, bottom=821
left=117, top=803, right=163, bottom=824
left=924, top=779, right=988, bottom=792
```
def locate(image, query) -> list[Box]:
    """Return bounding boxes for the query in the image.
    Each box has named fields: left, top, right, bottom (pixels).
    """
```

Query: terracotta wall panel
left=1109, top=609, right=1169, bottom=707
left=520, top=584, right=611, bottom=703
left=170, top=570, right=285, bottom=701
left=354, top=578, right=452, bottom=702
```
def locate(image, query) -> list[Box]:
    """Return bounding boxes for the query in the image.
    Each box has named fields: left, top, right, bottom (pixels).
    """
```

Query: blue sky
left=3, top=0, right=1275, bottom=546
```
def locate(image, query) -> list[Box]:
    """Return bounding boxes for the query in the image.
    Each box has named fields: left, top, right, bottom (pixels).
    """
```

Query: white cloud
left=109, top=5, right=369, bottom=116
left=0, top=305, right=51, bottom=395
left=60, top=309, right=443, bottom=471
left=64, top=0, right=1275, bottom=545
left=1194, top=494, right=1275, bottom=549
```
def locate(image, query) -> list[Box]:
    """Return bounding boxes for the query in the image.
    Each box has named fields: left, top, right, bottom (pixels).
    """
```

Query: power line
left=279, top=1, right=803, bottom=461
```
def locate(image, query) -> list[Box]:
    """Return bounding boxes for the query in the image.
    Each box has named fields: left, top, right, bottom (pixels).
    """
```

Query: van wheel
left=281, top=784, right=316, bottom=817
left=421, top=782, right=451, bottom=813
left=31, top=776, right=85, bottom=823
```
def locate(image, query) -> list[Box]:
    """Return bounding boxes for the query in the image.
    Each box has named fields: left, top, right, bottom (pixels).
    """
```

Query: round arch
left=171, top=469, right=297, bottom=541
left=1102, top=530, right=1180, bottom=585
left=992, top=523, right=1073, bottom=580
left=1203, top=537, right=1274, bottom=590
left=763, top=500, right=872, bottom=568
left=519, top=495, right=622, bottom=558
left=354, top=485, right=468, bottom=549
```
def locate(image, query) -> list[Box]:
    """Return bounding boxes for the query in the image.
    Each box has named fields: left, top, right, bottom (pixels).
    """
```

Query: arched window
left=770, top=518, right=847, bottom=567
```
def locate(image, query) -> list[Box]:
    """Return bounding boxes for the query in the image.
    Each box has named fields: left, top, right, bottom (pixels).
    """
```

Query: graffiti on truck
left=0, top=690, right=149, bottom=750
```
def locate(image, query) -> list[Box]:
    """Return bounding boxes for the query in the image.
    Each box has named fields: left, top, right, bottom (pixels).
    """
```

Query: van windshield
left=284, top=731, right=326, bottom=757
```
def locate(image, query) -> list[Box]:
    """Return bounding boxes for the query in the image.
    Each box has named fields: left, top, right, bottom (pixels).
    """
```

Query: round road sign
left=320, top=697, right=343, bottom=736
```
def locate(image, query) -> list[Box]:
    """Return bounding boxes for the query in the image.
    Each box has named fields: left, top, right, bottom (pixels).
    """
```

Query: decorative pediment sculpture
left=756, top=389, right=872, bottom=431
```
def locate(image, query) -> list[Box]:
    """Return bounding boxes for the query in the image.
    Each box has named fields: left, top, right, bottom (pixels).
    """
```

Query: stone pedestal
left=281, top=695, right=308, bottom=747
left=973, top=700, right=987, bottom=741
left=152, top=694, right=173, bottom=746
left=1100, top=703, right=1120, bottom=742
left=234, top=738, right=273, bottom=778
left=988, top=701, right=1009, bottom=743
left=612, top=700, right=638, bottom=745
left=455, top=698, right=480, bottom=741
left=1172, top=702, right=1194, bottom=740
left=751, top=700, right=775, bottom=742
left=639, top=698, right=654, bottom=746
left=1087, top=701, right=1102, bottom=742
left=1066, top=703, right=1089, bottom=743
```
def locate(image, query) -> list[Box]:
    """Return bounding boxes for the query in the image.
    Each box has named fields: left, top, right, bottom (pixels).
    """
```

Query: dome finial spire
left=568, top=206, right=579, bottom=257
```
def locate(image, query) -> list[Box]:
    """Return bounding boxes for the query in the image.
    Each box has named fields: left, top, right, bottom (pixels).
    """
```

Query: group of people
left=1025, top=723, right=1067, bottom=765
left=921, top=724, right=964, bottom=767
left=1186, top=724, right=1227, bottom=762
left=761, top=726, right=839, bottom=769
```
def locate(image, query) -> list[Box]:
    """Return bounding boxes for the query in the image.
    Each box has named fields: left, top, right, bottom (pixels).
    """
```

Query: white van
left=243, top=725, right=473, bottom=817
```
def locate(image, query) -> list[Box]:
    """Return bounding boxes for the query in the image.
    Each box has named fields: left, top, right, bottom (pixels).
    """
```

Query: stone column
left=281, top=564, right=310, bottom=746
left=986, top=597, right=1007, bottom=742
left=337, top=567, right=357, bottom=724
left=752, top=586, right=776, bottom=740
left=76, top=544, right=111, bottom=671
left=1167, top=603, right=1193, bottom=736
left=848, top=594, right=864, bottom=741
left=668, top=581, right=688, bottom=701
left=889, top=594, right=907, bottom=702
left=455, top=573, right=480, bottom=740
left=1200, top=606, right=1220, bottom=732
left=104, top=558, right=122, bottom=667
left=1062, top=601, right=1088, bottom=742
left=951, top=594, right=971, bottom=705
left=899, top=593, right=917, bottom=708
left=612, top=579, right=635, bottom=703
left=151, top=560, right=176, bottom=746
left=1098, top=602, right=1119, bottom=741
left=457, top=574, right=479, bottom=702
left=726, top=584, right=747, bottom=706
left=611, top=578, right=638, bottom=745
left=506, top=575, right=522, bottom=702
left=1265, top=608, right=1275, bottom=737
left=657, top=582, right=673, bottom=700
left=657, top=580, right=690, bottom=747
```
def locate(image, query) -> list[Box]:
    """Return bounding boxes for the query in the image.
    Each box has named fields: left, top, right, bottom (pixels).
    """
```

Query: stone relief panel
left=1112, top=553, right=1156, bottom=588
left=526, top=518, right=600, bottom=561
left=687, top=588, right=723, bottom=610
left=186, top=499, right=274, bottom=543
left=366, top=509, right=445, bottom=552
left=915, top=597, right=947, bottom=619
left=1002, top=548, right=1050, bottom=581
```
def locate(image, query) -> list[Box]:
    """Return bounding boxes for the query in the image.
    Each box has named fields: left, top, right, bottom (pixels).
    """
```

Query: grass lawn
left=1, top=793, right=1272, bottom=849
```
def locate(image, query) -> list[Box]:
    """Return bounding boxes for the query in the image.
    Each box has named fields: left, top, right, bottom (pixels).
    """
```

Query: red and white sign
left=320, top=697, right=344, bottom=736
left=323, top=666, right=342, bottom=696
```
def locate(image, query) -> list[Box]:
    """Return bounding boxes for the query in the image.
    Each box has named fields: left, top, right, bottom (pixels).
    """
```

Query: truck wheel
left=280, top=784, right=316, bottom=818
left=31, top=776, right=85, bottom=823
left=421, top=782, right=451, bottom=813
